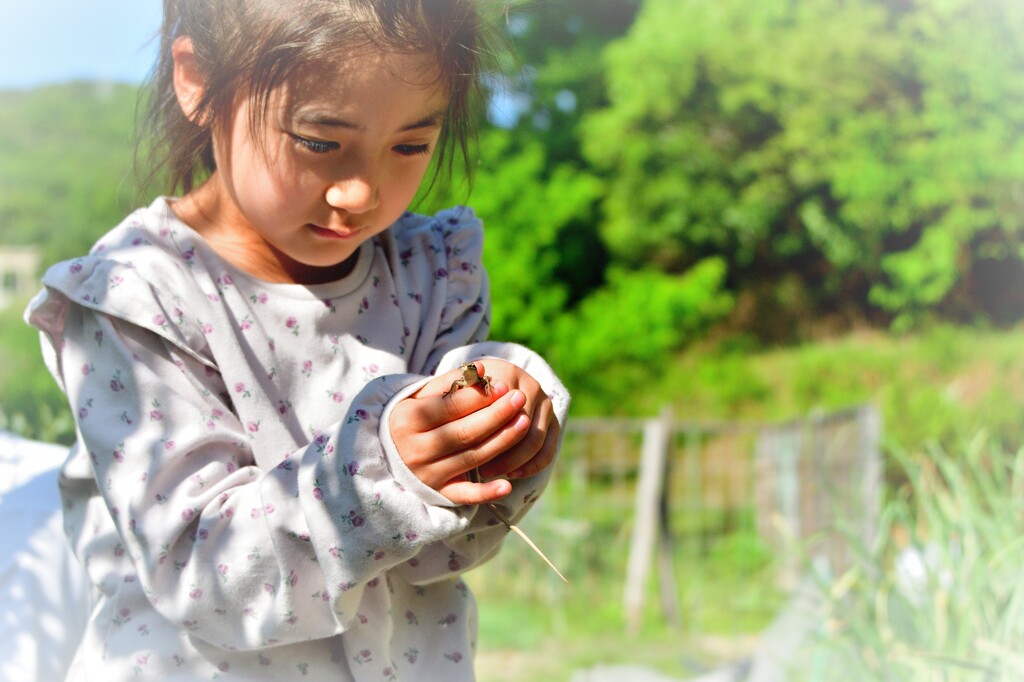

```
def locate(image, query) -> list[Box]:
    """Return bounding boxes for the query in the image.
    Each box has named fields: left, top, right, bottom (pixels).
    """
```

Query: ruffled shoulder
left=391, top=205, right=487, bottom=308
left=25, top=201, right=216, bottom=371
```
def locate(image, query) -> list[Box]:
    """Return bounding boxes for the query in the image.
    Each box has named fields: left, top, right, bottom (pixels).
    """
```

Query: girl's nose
left=325, top=176, right=379, bottom=214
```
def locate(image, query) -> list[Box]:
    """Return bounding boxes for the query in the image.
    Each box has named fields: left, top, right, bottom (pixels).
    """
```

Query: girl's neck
left=170, top=177, right=359, bottom=285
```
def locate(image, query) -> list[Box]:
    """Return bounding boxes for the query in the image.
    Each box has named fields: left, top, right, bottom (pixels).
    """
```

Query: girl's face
left=179, top=49, right=449, bottom=284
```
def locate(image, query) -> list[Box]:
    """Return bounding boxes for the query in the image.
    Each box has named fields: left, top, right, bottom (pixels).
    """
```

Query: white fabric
left=0, top=431, right=90, bottom=682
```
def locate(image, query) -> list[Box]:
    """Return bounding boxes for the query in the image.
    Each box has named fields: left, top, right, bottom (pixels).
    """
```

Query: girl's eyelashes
left=393, top=143, right=432, bottom=157
left=290, top=134, right=339, bottom=154
left=288, top=132, right=431, bottom=157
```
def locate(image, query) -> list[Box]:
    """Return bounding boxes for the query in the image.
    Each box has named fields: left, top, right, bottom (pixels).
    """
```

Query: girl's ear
left=172, top=36, right=206, bottom=123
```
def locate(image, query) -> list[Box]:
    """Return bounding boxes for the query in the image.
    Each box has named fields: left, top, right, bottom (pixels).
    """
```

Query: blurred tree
left=585, top=0, right=1024, bottom=333
left=490, top=0, right=642, bottom=305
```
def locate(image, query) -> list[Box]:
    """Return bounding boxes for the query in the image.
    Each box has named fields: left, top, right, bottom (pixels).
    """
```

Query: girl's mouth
left=309, top=224, right=361, bottom=240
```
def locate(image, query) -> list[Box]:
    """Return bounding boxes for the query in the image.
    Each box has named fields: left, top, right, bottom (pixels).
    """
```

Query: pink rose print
left=189, top=585, right=203, bottom=599
left=358, top=297, right=370, bottom=314
left=405, top=610, right=419, bottom=625
left=346, top=409, right=369, bottom=424
left=448, top=552, right=460, bottom=572
left=259, top=653, right=272, bottom=666
left=404, top=648, right=419, bottom=664
left=445, top=651, right=464, bottom=663
left=217, top=564, right=229, bottom=581
left=353, top=649, right=373, bottom=665
left=302, top=359, right=313, bottom=377
left=286, top=317, right=300, bottom=335
left=109, top=370, right=125, bottom=392
left=438, top=613, right=458, bottom=625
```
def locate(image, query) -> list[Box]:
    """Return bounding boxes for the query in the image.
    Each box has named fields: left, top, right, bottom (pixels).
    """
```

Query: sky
left=0, top=0, right=161, bottom=89
left=0, top=0, right=523, bottom=124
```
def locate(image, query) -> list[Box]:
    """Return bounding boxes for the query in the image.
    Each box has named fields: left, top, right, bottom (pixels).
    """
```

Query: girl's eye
left=291, top=135, right=339, bottom=154
left=394, top=143, right=432, bottom=157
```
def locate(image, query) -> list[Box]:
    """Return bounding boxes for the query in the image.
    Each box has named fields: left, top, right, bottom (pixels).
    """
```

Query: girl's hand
left=389, top=360, right=560, bottom=506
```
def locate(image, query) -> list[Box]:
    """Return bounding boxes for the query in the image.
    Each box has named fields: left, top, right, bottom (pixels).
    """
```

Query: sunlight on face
left=182, top=50, right=449, bottom=285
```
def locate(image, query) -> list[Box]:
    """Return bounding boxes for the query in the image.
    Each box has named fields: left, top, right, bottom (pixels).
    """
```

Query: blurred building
left=0, top=246, right=41, bottom=311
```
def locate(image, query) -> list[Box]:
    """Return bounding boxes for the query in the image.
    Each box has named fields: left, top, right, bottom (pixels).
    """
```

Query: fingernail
left=509, top=391, right=526, bottom=410
left=514, top=414, right=530, bottom=430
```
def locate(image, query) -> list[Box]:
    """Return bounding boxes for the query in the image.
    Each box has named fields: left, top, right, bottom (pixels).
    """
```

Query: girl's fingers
left=426, top=409, right=531, bottom=485
left=439, top=477, right=512, bottom=506
left=478, top=400, right=559, bottom=480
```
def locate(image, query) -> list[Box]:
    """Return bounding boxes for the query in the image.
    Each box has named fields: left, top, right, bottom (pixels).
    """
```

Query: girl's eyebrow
left=296, top=110, right=446, bottom=132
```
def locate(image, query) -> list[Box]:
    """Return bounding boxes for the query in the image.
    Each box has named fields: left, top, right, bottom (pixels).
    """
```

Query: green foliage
left=0, top=298, right=74, bottom=444
left=0, top=82, right=149, bottom=268
left=795, top=435, right=1024, bottom=681
left=419, top=126, right=606, bottom=346
left=651, top=325, right=1024, bottom=451
left=546, top=259, right=734, bottom=411
left=585, top=0, right=1024, bottom=328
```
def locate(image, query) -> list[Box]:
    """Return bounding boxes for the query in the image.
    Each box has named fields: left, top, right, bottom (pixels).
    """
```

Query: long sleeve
left=53, top=303, right=481, bottom=651
left=25, top=198, right=569, bottom=678
left=375, top=208, right=572, bottom=584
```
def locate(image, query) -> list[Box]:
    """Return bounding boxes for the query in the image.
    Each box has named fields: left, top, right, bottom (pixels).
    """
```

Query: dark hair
left=140, top=0, right=497, bottom=195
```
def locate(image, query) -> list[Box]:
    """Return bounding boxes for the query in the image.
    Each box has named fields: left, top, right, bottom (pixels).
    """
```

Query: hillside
left=0, top=81, right=147, bottom=265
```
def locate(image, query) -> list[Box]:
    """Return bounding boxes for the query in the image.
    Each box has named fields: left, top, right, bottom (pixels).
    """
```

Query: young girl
left=25, top=1, right=569, bottom=679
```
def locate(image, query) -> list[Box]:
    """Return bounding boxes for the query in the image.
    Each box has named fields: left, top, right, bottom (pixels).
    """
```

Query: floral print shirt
left=26, top=198, right=570, bottom=681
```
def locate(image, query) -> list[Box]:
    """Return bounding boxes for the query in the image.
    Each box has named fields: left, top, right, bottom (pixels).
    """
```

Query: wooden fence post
left=624, top=407, right=672, bottom=634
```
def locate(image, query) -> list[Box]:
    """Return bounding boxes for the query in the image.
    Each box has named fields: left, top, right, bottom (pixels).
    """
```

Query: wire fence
left=469, top=404, right=882, bottom=638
